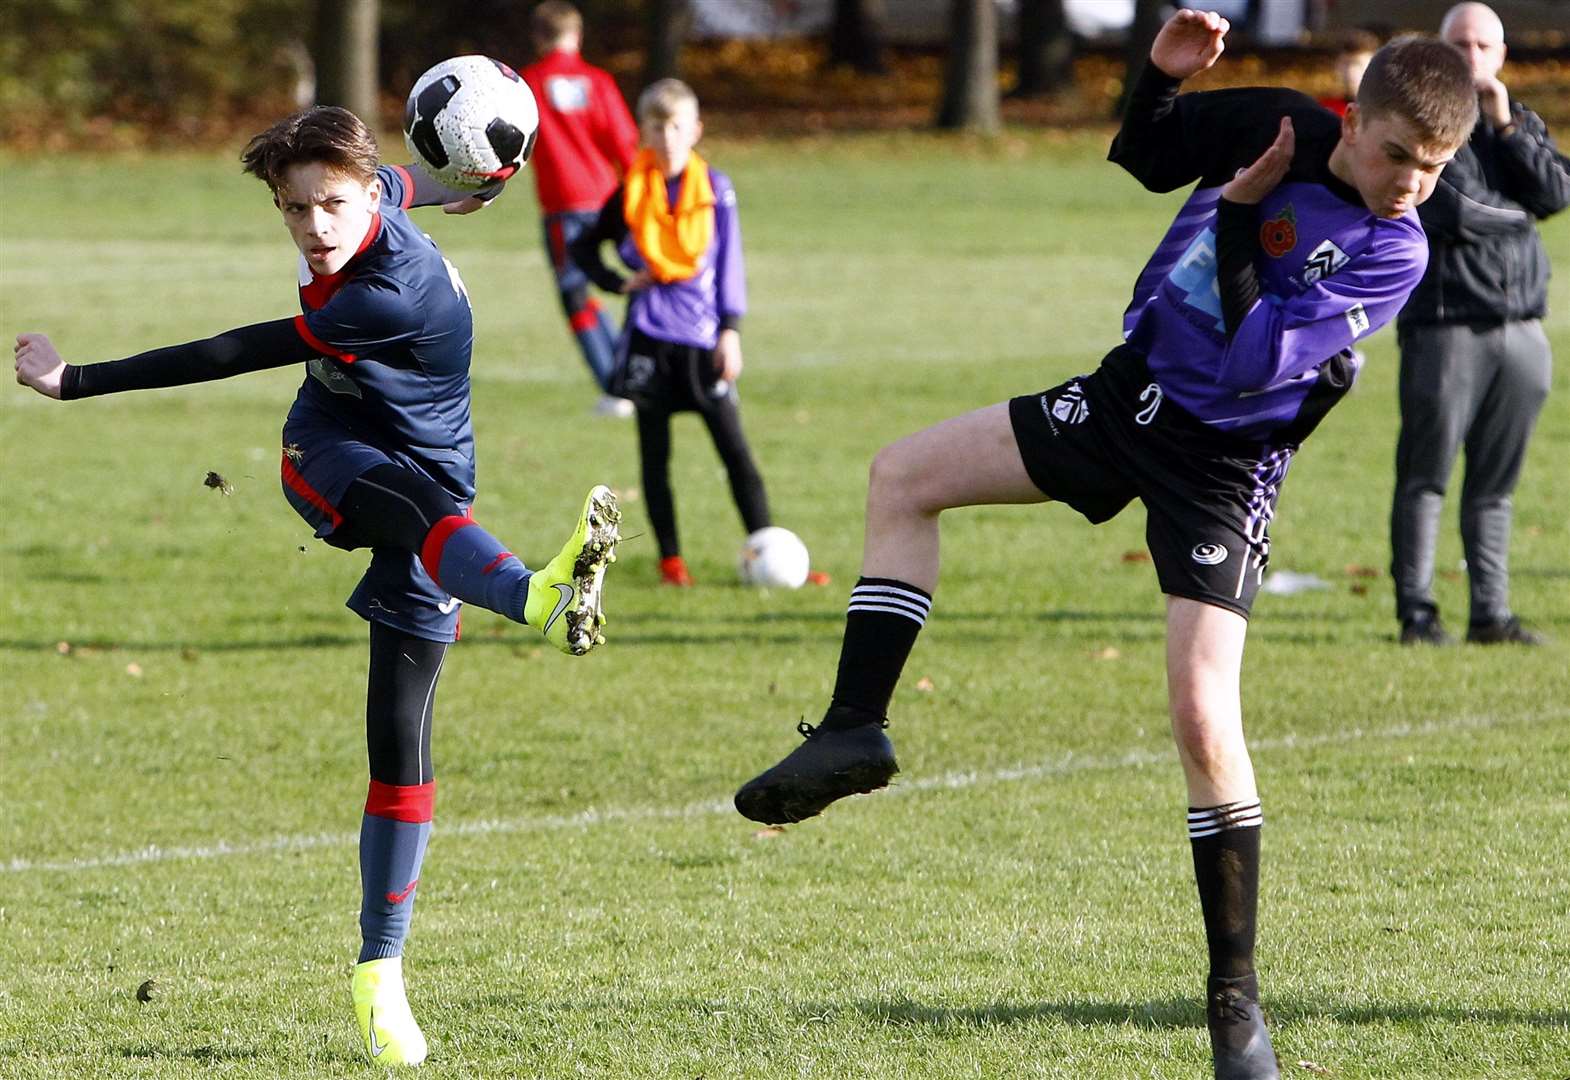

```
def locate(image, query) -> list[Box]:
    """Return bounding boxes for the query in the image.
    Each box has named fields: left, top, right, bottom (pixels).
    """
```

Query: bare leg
left=1165, top=595, right=1257, bottom=806
left=862, top=402, right=1049, bottom=592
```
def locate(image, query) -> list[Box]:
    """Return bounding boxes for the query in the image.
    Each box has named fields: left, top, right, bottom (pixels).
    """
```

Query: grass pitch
left=1, top=132, right=1567, bottom=1079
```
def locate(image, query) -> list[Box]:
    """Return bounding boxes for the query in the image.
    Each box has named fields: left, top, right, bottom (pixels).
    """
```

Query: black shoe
left=1207, top=974, right=1279, bottom=1080
left=1467, top=616, right=1545, bottom=645
left=1399, top=612, right=1453, bottom=646
left=734, top=715, right=898, bottom=825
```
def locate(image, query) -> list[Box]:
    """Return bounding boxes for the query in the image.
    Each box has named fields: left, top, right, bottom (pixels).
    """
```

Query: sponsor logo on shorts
left=1049, top=384, right=1090, bottom=425
left=1135, top=382, right=1163, bottom=426
left=436, top=596, right=461, bottom=615
left=1191, top=543, right=1228, bottom=566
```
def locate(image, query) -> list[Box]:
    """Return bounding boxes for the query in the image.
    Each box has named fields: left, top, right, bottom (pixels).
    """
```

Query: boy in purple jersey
left=13, top=106, right=620, bottom=1067
left=733, top=12, right=1476, bottom=1079
left=569, top=79, right=783, bottom=588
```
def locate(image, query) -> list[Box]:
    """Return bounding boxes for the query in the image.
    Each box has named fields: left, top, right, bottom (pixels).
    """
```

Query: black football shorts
left=1008, top=345, right=1295, bottom=619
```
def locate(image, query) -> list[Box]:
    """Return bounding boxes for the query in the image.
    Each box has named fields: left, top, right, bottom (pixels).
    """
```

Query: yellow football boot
left=352, top=956, right=428, bottom=1067
left=522, top=485, right=620, bottom=655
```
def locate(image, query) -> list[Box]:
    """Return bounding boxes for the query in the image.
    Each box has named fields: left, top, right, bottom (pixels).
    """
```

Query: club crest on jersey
left=1260, top=205, right=1296, bottom=258
left=1302, top=239, right=1350, bottom=285
left=308, top=356, right=362, bottom=398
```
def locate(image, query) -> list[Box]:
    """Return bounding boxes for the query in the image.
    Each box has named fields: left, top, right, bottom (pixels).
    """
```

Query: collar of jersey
left=301, top=212, right=384, bottom=310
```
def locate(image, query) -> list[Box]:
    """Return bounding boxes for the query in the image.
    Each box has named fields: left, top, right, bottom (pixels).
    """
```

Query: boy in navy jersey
left=734, top=12, right=1476, bottom=1079
left=14, top=106, right=619, bottom=1067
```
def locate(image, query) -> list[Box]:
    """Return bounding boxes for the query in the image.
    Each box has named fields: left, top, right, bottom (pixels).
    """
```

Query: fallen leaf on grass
left=1096, top=647, right=1121, bottom=660
left=136, top=979, right=157, bottom=1003
left=1296, top=1061, right=1330, bottom=1075
left=1349, top=583, right=1368, bottom=596
left=1120, top=550, right=1151, bottom=564
left=125, top=662, right=143, bottom=678
left=1343, top=564, right=1379, bottom=578
left=753, top=827, right=784, bottom=839
left=203, top=471, right=234, bottom=495
left=55, top=641, right=71, bottom=656
left=914, top=676, right=935, bottom=692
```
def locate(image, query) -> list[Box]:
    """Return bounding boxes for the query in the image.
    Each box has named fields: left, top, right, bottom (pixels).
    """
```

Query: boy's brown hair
left=241, top=106, right=380, bottom=194
left=532, top=1, right=583, bottom=50
left=1356, top=35, right=1478, bottom=149
left=636, top=79, right=700, bottom=125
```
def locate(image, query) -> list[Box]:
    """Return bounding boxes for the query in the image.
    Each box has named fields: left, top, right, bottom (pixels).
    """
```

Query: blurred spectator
left=1390, top=2, right=1569, bottom=646
left=521, top=1, right=641, bottom=418
left=1317, top=28, right=1378, bottom=117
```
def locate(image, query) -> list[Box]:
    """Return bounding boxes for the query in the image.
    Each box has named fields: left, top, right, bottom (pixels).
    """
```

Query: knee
left=1169, top=698, right=1244, bottom=776
left=867, top=442, right=928, bottom=516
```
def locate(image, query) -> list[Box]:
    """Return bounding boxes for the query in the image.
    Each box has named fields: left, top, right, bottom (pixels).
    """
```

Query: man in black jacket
left=1391, top=1, right=1569, bottom=646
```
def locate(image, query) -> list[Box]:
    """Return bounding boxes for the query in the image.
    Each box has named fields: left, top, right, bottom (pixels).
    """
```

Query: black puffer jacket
left=1398, top=102, right=1570, bottom=327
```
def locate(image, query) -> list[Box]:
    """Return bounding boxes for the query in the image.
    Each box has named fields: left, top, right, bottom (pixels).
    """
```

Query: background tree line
left=0, top=0, right=1108, bottom=145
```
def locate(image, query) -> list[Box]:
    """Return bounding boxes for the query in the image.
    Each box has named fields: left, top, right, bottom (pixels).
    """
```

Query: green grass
left=2, top=131, right=1568, bottom=1079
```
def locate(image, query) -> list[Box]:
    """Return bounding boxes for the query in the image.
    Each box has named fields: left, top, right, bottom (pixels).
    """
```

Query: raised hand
left=14, top=332, right=66, bottom=399
left=1222, top=118, right=1295, bottom=205
left=1475, top=76, right=1512, bottom=129
left=1150, top=8, right=1231, bottom=81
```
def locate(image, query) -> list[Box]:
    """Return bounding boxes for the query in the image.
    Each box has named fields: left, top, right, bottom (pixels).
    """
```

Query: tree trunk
left=828, top=0, right=888, bottom=74
left=643, top=0, right=690, bottom=86
left=936, top=0, right=999, bottom=133
left=1115, top=0, right=1167, bottom=116
left=1012, top=0, right=1074, bottom=99
left=314, top=0, right=380, bottom=125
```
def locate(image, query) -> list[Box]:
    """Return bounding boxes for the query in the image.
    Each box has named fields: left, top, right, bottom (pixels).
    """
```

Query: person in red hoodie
left=522, top=1, right=640, bottom=417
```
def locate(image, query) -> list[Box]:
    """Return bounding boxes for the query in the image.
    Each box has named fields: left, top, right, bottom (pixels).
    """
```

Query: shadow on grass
left=830, top=995, right=1570, bottom=1031
left=116, top=1042, right=261, bottom=1062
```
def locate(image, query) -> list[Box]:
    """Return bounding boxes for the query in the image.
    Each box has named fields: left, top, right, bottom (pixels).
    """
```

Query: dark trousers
left=1390, top=319, right=1551, bottom=625
left=637, top=391, right=771, bottom=559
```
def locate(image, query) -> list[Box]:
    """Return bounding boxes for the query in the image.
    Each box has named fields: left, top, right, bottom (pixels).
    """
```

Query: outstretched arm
left=15, top=319, right=315, bottom=401
left=381, top=163, right=504, bottom=216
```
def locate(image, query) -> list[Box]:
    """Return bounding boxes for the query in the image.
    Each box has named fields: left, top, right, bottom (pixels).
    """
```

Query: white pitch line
left=1, top=710, right=1552, bottom=876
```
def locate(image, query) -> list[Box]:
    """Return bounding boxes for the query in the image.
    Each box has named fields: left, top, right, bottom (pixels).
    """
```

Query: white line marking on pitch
left=1, top=711, right=1550, bottom=875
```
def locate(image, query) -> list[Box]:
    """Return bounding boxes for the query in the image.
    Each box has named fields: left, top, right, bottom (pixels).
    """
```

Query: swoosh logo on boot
left=544, top=582, right=575, bottom=635
left=368, top=1006, right=386, bottom=1057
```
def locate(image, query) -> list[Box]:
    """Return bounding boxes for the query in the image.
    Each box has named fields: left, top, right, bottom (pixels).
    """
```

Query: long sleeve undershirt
left=60, top=318, right=315, bottom=399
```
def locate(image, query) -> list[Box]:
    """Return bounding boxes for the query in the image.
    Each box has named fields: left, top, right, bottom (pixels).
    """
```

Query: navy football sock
left=420, top=517, right=531, bottom=623
left=826, top=577, right=932, bottom=723
left=358, top=780, right=434, bottom=963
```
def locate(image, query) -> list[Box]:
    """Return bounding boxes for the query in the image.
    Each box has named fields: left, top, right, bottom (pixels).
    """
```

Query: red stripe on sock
left=280, top=456, right=343, bottom=529
left=420, top=515, right=474, bottom=587
left=366, top=779, right=435, bottom=823
left=569, top=306, right=600, bottom=333
left=480, top=552, right=513, bottom=575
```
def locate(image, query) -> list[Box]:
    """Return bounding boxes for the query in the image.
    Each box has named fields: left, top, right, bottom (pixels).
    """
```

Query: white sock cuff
left=1187, top=800, right=1263, bottom=839
left=847, top=582, right=932, bottom=625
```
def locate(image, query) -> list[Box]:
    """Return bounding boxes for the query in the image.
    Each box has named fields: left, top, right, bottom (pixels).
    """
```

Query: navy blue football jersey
left=286, top=165, right=478, bottom=503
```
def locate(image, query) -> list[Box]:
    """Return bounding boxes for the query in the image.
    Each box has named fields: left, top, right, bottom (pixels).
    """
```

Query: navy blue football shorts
left=1007, top=345, right=1294, bottom=619
left=280, top=415, right=464, bottom=643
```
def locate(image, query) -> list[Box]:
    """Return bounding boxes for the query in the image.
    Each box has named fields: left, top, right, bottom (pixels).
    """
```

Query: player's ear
left=1341, top=102, right=1361, bottom=145
left=366, top=174, right=382, bottom=205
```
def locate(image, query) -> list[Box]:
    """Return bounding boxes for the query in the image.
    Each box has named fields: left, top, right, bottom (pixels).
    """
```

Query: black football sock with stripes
left=1188, top=800, right=1263, bottom=980
left=822, top=577, right=932, bottom=729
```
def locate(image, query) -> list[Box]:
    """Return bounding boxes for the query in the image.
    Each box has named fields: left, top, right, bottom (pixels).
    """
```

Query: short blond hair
left=636, top=79, right=700, bottom=124
left=531, top=2, right=582, bottom=49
